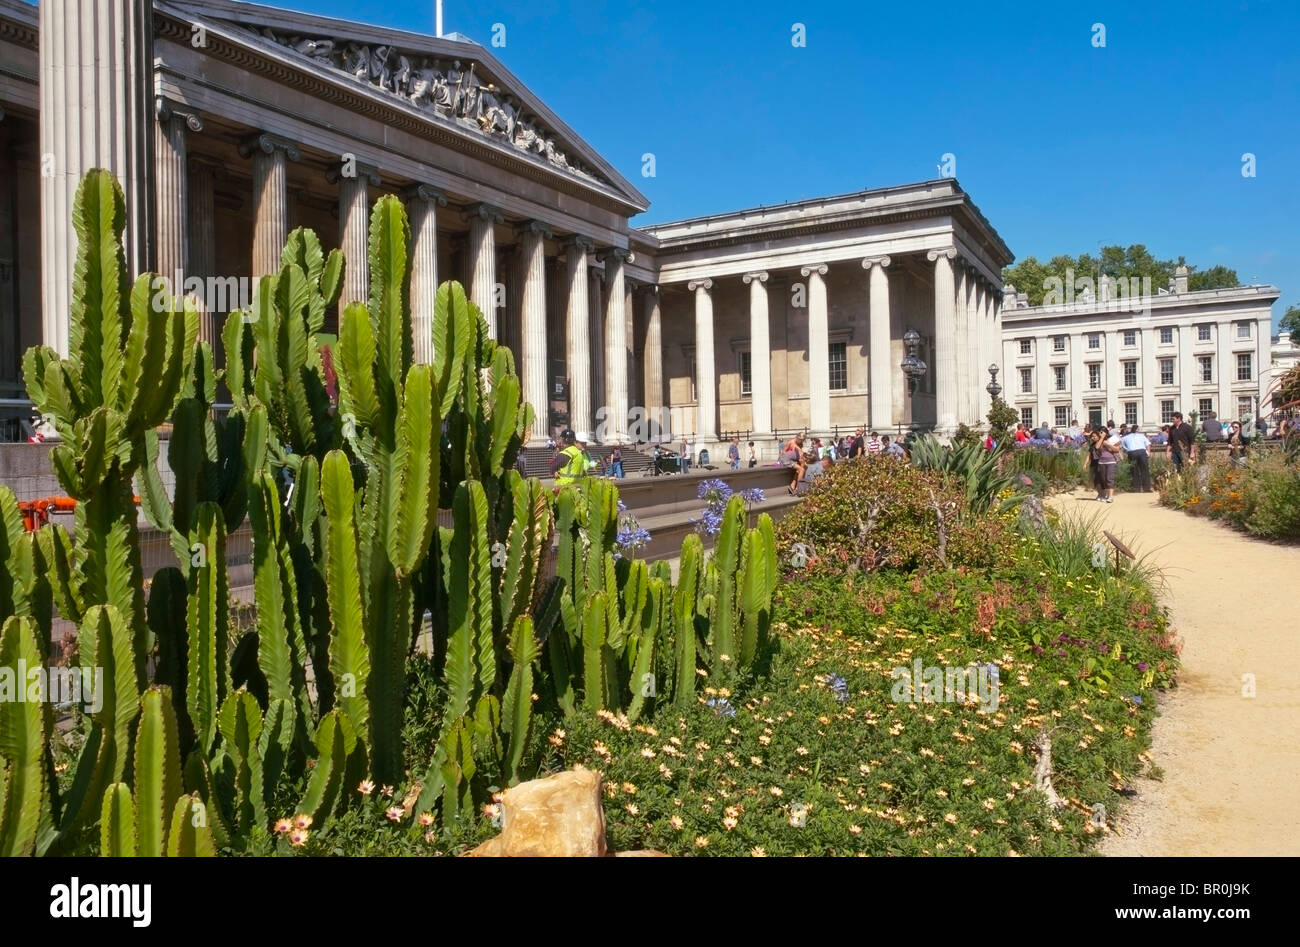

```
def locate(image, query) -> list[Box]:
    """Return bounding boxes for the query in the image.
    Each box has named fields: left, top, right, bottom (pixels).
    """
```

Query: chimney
left=1175, top=264, right=1189, bottom=294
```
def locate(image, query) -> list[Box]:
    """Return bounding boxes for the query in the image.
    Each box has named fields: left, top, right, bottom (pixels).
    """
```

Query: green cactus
left=500, top=616, right=539, bottom=785
left=133, top=686, right=184, bottom=857
left=0, top=617, right=50, bottom=856
left=217, top=689, right=267, bottom=834
left=99, top=782, right=136, bottom=857
left=298, top=710, right=363, bottom=828
left=165, top=793, right=217, bottom=856
left=673, top=534, right=703, bottom=709
left=185, top=503, right=229, bottom=754
left=320, top=451, right=369, bottom=740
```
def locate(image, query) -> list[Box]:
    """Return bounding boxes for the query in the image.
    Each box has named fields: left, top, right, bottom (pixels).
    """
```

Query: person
left=1066, top=418, right=1082, bottom=440
left=747, top=440, right=757, bottom=467
left=1095, top=428, right=1120, bottom=502
left=1120, top=425, right=1152, bottom=493
left=680, top=434, right=692, bottom=474
left=1255, top=417, right=1268, bottom=438
left=550, top=429, right=589, bottom=486
left=883, top=434, right=905, bottom=458
left=1227, top=420, right=1250, bottom=468
left=983, top=431, right=996, bottom=451
left=1014, top=423, right=1030, bottom=444
left=848, top=427, right=866, bottom=459
left=1168, top=412, right=1195, bottom=473
left=727, top=436, right=741, bottom=470
left=1036, top=421, right=1051, bottom=441
left=1085, top=428, right=1104, bottom=499
left=1202, top=410, right=1222, bottom=442
left=609, top=444, right=624, bottom=479
left=1152, top=425, right=1168, bottom=447
left=866, top=431, right=883, bottom=455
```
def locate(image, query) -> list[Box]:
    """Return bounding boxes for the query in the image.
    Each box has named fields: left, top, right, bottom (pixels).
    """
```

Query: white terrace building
left=999, top=268, right=1280, bottom=431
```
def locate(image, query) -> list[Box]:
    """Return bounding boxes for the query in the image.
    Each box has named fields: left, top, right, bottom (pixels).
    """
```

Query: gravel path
left=1047, top=487, right=1300, bottom=856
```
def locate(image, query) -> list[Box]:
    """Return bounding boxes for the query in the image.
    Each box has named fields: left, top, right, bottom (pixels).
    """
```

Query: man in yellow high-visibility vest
left=550, top=429, right=590, bottom=485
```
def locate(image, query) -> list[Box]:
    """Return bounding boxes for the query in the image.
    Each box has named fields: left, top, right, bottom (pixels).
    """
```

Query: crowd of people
left=778, top=428, right=905, bottom=495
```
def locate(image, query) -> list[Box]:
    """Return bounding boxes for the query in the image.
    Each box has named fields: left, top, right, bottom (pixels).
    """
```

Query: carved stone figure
left=343, top=42, right=369, bottom=79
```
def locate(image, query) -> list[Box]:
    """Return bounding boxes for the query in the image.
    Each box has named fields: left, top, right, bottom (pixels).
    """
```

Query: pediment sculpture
left=249, top=27, right=604, bottom=184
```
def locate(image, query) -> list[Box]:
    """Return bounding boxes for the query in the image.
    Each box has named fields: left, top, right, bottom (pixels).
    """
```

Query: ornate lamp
left=985, top=364, right=1002, bottom=400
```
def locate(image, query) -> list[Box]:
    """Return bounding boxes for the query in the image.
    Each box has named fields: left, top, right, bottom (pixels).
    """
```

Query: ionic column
left=405, top=184, right=447, bottom=364
left=862, top=256, right=892, bottom=430
left=154, top=98, right=202, bottom=319
left=643, top=286, right=663, bottom=433
left=689, top=278, right=717, bottom=442
left=625, top=277, right=639, bottom=411
left=742, top=270, right=772, bottom=436
left=588, top=266, right=605, bottom=432
left=518, top=220, right=551, bottom=443
left=563, top=236, right=595, bottom=435
left=954, top=264, right=969, bottom=423
left=335, top=163, right=380, bottom=310
left=240, top=133, right=300, bottom=279
left=40, top=0, right=155, bottom=355
left=188, top=157, right=219, bottom=345
left=801, top=264, right=830, bottom=433
left=978, top=282, right=993, bottom=419
left=464, top=203, right=503, bottom=336
left=966, top=273, right=982, bottom=424
left=598, top=248, right=630, bottom=443
left=927, top=247, right=959, bottom=432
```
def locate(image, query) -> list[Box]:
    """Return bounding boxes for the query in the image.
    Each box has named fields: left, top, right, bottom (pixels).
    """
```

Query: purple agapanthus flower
left=706, top=697, right=737, bottom=718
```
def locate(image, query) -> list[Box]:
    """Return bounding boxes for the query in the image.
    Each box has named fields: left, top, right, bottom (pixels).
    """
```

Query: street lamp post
left=901, top=328, right=928, bottom=430
left=985, top=364, right=1002, bottom=401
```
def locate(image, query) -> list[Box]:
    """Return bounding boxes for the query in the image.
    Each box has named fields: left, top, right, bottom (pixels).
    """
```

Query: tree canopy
left=1279, top=304, right=1300, bottom=337
left=1002, top=245, right=1239, bottom=307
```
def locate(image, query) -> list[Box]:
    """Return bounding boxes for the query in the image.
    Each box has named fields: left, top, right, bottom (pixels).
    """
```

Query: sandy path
left=1046, top=488, right=1300, bottom=856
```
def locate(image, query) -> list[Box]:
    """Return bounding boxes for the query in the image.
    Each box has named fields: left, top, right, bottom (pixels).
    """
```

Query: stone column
left=965, top=274, right=981, bottom=425
left=335, top=163, right=380, bottom=310
left=598, top=248, right=630, bottom=443
left=588, top=266, right=605, bottom=433
left=518, top=220, right=551, bottom=443
left=954, top=264, right=971, bottom=424
left=240, top=133, right=300, bottom=279
left=40, top=0, right=155, bottom=355
left=154, top=99, right=202, bottom=313
left=625, top=277, right=639, bottom=412
left=643, top=286, right=663, bottom=437
left=464, top=203, right=504, bottom=337
left=927, top=247, right=959, bottom=433
left=188, top=157, right=219, bottom=347
left=801, top=264, right=830, bottom=433
left=862, top=256, right=892, bottom=430
left=742, top=270, right=772, bottom=437
left=979, top=284, right=994, bottom=420
left=404, top=184, right=447, bottom=365
left=563, top=236, right=595, bottom=435
left=689, top=278, right=717, bottom=442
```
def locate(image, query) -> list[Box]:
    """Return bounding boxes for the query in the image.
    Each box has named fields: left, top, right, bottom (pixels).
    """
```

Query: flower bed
left=1160, top=451, right=1300, bottom=540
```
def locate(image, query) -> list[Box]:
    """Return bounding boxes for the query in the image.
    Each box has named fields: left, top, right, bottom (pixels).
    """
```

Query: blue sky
left=271, top=0, right=1298, bottom=322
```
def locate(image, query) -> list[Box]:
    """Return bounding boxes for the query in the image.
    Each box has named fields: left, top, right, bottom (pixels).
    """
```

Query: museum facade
left=0, top=1, right=1280, bottom=458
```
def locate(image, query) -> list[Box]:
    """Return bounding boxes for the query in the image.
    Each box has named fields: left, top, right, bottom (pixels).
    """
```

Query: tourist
left=1036, top=421, right=1051, bottom=441
left=1152, top=425, right=1168, bottom=447
left=848, top=427, right=866, bottom=459
left=1066, top=418, right=1082, bottom=440
left=1014, top=423, right=1030, bottom=444
left=781, top=434, right=806, bottom=492
left=1120, top=424, right=1152, bottom=493
left=1202, top=410, right=1223, bottom=442
left=1085, top=428, right=1105, bottom=499
left=1255, top=417, right=1268, bottom=438
left=680, top=434, right=692, bottom=474
left=747, top=440, right=757, bottom=467
left=883, top=434, right=905, bottom=458
left=1227, top=420, right=1250, bottom=468
left=866, top=431, right=883, bottom=455
left=728, top=436, right=741, bottom=470
left=1095, top=427, right=1120, bottom=502
left=609, top=444, right=624, bottom=479
left=1168, top=412, right=1195, bottom=472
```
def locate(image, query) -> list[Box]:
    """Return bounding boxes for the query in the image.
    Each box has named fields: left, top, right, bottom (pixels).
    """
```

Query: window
left=1088, top=333, right=1101, bottom=350
left=1123, top=361, right=1138, bottom=387
left=1160, top=326, right=1174, bottom=344
left=1053, top=366, right=1066, bottom=391
left=1088, top=364, right=1101, bottom=389
left=1160, top=358, right=1175, bottom=385
left=828, top=342, right=847, bottom=392
left=1236, top=353, right=1252, bottom=381
left=739, top=351, right=752, bottom=396
left=1197, top=324, right=1212, bottom=342
left=1238, top=396, right=1254, bottom=420
left=1052, top=336, right=1065, bottom=353
left=1161, top=400, right=1175, bottom=424
left=1125, top=402, right=1138, bottom=426
left=1089, top=405, right=1103, bottom=427
left=1020, top=407, right=1034, bottom=428
left=1123, top=329, right=1137, bottom=347
left=1019, top=339, right=1032, bottom=355
left=1054, top=405, right=1069, bottom=427
left=1195, top=356, right=1211, bottom=383
left=1199, top=398, right=1214, bottom=418
left=1020, top=368, right=1033, bottom=394
left=1236, top=321, right=1251, bottom=339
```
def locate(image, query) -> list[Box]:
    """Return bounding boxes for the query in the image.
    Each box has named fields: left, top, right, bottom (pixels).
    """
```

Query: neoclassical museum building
left=0, top=1, right=1280, bottom=459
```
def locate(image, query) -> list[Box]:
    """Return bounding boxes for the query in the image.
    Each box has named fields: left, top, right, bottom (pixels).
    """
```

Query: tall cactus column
left=518, top=221, right=551, bottom=444
left=39, top=0, right=155, bottom=356
left=241, top=133, right=300, bottom=279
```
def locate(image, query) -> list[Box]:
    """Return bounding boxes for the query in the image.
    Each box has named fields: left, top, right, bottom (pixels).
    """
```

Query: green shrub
left=774, top=457, right=1017, bottom=574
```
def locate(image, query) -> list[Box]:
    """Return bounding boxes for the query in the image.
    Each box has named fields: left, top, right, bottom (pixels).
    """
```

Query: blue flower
left=826, top=674, right=849, bottom=702
left=705, top=697, right=736, bottom=718
left=1129, top=694, right=1144, bottom=706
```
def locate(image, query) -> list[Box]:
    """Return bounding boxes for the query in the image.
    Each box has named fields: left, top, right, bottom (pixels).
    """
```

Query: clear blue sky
left=269, top=0, right=1298, bottom=323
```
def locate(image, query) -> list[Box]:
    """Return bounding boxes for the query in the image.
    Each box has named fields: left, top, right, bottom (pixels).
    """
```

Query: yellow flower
left=293, top=813, right=313, bottom=830
left=274, top=818, right=292, bottom=835
left=795, top=746, right=809, bottom=756
left=357, top=780, right=375, bottom=796
left=722, top=816, right=738, bottom=831
left=669, top=815, right=684, bottom=830
left=695, top=836, right=710, bottom=848
left=621, top=782, right=637, bottom=796
left=944, top=813, right=958, bottom=824
left=640, top=746, right=656, bottom=759
left=289, top=829, right=309, bottom=846
left=751, top=846, right=767, bottom=857
left=385, top=806, right=404, bottom=822
left=750, top=756, right=763, bottom=766
left=769, top=786, right=784, bottom=797
left=849, top=825, right=862, bottom=835
left=625, top=803, right=640, bottom=816
left=418, top=812, right=434, bottom=827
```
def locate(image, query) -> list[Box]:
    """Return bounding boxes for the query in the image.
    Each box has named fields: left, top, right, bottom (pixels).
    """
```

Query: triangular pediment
left=165, top=0, right=648, bottom=211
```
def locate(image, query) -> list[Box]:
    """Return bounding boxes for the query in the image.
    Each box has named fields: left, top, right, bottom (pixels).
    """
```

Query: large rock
left=468, top=766, right=607, bottom=857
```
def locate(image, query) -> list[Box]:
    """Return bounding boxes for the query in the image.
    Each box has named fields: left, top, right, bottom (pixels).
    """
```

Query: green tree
left=1278, top=304, right=1300, bottom=337
left=1002, top=245, right=1236, bottom=306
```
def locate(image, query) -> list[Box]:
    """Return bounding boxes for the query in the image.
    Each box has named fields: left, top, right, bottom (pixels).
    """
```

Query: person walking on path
left=747, top=440, right=757, bottom=467
left=727, top=436, right=741, bottom=469
left=1095, top=427, right=1121, bottom=502
left=1120, top=425, right=1152, bottom=492
left=1168, top=412, right=1195, bottom=473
